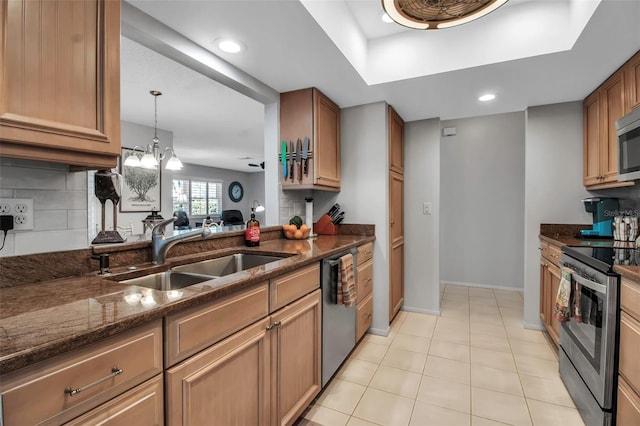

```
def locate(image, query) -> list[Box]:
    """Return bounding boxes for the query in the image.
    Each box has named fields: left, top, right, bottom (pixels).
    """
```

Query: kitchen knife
left=281, top=140, right=287, bottom=179
left=333, top=211, right=345, bottom=224
left=296, top=138, right=302, bottom=181
left=289, top=140, right=295, bottom=181
left=328, top=203, right=340, bottom=219
left=302, top=137, right=309, bottom=176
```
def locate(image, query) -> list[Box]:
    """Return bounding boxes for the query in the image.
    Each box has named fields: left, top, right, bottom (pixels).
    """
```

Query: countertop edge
left=0, top=235, right=375, bottom=375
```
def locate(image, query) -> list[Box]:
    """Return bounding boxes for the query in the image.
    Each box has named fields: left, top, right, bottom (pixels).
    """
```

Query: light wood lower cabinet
left=65, top=375, right=164, bottom=426
left=0, top=320, right=163, bottom=425
left=271, top=289, right=322, bottom=426
left=357, top=293, right=374, bottom=342
left=166, top=317, right=272, bottom=425
left=539, top=239, right=562, bottom=347
left=356, top=249, right=374, bottom=342
left=618, top=277, right=640, bottom=423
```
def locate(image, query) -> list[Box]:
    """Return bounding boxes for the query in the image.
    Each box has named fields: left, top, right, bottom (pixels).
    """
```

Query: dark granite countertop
left=0, top=235, right=374, bottom=374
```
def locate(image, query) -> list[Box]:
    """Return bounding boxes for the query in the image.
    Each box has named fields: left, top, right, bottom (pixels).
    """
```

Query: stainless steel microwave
left=617, top=107, right=640, bottom=181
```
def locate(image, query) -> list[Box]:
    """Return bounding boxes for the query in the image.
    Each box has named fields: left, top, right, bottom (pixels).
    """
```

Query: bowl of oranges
left=283, top=216, right=310, bottom=239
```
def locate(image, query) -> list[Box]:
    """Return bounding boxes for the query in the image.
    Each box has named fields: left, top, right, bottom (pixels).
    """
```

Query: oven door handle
left=572, top=273, right=607, bottom=295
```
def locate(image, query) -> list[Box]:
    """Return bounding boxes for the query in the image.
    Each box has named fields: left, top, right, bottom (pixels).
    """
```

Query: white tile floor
left=299, top=285, right=585, bottom=426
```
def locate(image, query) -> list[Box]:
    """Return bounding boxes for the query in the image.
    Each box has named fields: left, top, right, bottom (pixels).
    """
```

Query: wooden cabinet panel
left=314, top=90, right=341, bottom=189
left=166, top=317, right=271, bottom=426
left=583, top=91, right=602, bottom=186
left=389, top=105, right=404, bottom=174
left=0, top=321, right=162, bottom=426
left=390, top=171, right=404, bottom=245
left=390, top=241, right=404, bottom=321
left=356, top=293, right=373, bottom=342
left=280, top=88, right=340, bottom=191
left=625, top=50, right=640, bottom=112
left=618, top=376, right=640, bottom=426
left=165, top=282, right=269, bottom=366
left=620, top=311, right=640, bottom=395
left=270, top=289, right=321, bottom=426
left=357, top=242, right=373, bottom=266
left=602, top=71, right=625, bottom=183
left=621, top=278, right=640, bottom=321
left=357, top=259, right=373, bottom=303
left=65, top=375, right=164, bottom=426
left=270, top=263, right=320, bottom=312
left=547, top=262, right=561, bottom=346
left=0, top=0, right=121, bottom=168
left=541, top=240, right=562, bottom=266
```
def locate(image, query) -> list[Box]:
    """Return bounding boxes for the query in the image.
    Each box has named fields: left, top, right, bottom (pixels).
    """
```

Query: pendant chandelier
left=123, top=90, right=184, bottom=171
left=382, top=0, right=508, bottom=30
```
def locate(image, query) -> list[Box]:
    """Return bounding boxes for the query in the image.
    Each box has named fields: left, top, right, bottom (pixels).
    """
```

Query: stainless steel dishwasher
left=321, top=248, right=358, bottom=387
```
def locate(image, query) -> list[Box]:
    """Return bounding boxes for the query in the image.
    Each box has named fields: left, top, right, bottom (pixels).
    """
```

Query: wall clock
left=228, top=181, right=244, bottom=202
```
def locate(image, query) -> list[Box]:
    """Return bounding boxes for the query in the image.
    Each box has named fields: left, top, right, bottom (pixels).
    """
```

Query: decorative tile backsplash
left=0, top=158, right=89, bottom=257
left=279, top=190, right=307, bottom=224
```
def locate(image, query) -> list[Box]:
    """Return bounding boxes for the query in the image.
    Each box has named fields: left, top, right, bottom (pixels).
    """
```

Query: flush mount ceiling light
left=381, top=0, right=509, bottom=30
left=478, top=93, right=496, bottom=102
left=215, top=38, right=245, bottom=54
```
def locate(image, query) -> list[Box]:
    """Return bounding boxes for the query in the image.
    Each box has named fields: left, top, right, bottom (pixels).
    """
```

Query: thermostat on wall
left=442, top=127, right=457, bottom=136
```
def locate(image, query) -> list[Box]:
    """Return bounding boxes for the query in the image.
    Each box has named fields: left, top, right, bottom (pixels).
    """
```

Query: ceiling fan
left=248, top=161, right=265, bottom=170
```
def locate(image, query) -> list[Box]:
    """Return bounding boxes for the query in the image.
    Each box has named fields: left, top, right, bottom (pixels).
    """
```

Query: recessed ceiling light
left=478, top=93, right=496, bottom=102
left=381, top=12, right=394, bottom=23
left=215, top=38, right=245, bottom=54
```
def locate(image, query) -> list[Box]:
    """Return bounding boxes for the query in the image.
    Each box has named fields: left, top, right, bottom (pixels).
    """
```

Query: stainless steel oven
left=560, top=246, right=621, bottom=426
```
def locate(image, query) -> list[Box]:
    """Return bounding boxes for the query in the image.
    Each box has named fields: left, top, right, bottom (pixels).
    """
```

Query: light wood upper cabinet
left=625, top=50, right=640, bottom=112
left=583, top=50, right=640, bottom=190
left=389, top=106, right=404, bottom=174
left=0, top=0, right=121, bottom=169
left=280, top=88, right=340, bottom=191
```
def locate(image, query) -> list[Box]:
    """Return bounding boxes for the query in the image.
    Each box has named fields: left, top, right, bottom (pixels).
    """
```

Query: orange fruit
left=294, top=229, right=303, bottom=239
left=300, top=224, right=309, bottom=232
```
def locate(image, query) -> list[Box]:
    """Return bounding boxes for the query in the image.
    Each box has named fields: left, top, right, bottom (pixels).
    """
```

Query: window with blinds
left=173, top=179, right=222, bottom=216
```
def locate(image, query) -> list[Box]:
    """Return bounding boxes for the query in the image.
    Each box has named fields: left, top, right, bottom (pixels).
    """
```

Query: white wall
left=315, top=102, right=391, bottom=334
left=523, top=102, right=591, bottom=328
left=404, top=118, right=441, bottom=314
left=440, top=112, right=526, bottom=290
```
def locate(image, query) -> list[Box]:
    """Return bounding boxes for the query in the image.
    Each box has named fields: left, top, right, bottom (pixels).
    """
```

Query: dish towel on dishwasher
left=337, top=254, right=356, bottom=307
left=553, top=267, right=574, bottom=322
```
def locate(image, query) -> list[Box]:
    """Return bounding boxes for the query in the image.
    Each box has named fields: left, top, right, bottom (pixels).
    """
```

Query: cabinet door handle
left=273, top=320, right=282, bottom=328
left=266, top=324, right=274, bottom=331
left=64, top=367, right=123, bottom=397
left=364, top=278, right=372, bottom=285
left=390, top=221, right=395, bottom=225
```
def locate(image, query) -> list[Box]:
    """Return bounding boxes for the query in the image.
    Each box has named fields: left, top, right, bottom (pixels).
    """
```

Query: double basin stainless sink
left=118, top=253, right=285, bottom=291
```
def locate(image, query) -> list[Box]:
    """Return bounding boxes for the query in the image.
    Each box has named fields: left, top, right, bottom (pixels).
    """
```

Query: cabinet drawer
left=65, top=374, right=164, bottom=426
left=621, top=278, right=640, bottom=321
left=620, top=310, right=640, bottom=394
left=270, top=263, right=320, bottom=312
left=357, top=243, right=373, bottom=266
left=0, top=321, right=162, bottom=426
left=356, top=293, right=373, bottom=342
left=618, top=375, right=640, bottom=426
left=357, top=259, right=373, bottom=302
left=541, top=242, right=561, bottom=265
left=166, top=282, right=269, bottom=367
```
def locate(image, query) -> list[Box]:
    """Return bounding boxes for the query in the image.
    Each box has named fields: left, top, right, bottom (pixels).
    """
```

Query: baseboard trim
left=402, top=306, right=441, bottom=316
left=522, top=320, right=545, bottom=331
left=441, top=280, right=524, bottom=293
left=368, top=327, right=390, bottom=336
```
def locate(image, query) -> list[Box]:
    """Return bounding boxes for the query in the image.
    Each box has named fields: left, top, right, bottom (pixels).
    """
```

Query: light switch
left=423, top=202, right=432, bottom=215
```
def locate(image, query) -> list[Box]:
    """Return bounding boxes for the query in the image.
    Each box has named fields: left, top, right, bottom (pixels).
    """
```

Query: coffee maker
left=580, top=197, right=619, bottom=238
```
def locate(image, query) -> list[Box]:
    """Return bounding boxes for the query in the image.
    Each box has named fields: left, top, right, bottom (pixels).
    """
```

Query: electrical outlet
left=15, top=203, right=28, bottom=214
left=423, top=202, right=432, bottom=215
left=0, top=198, right=33, bottom=230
